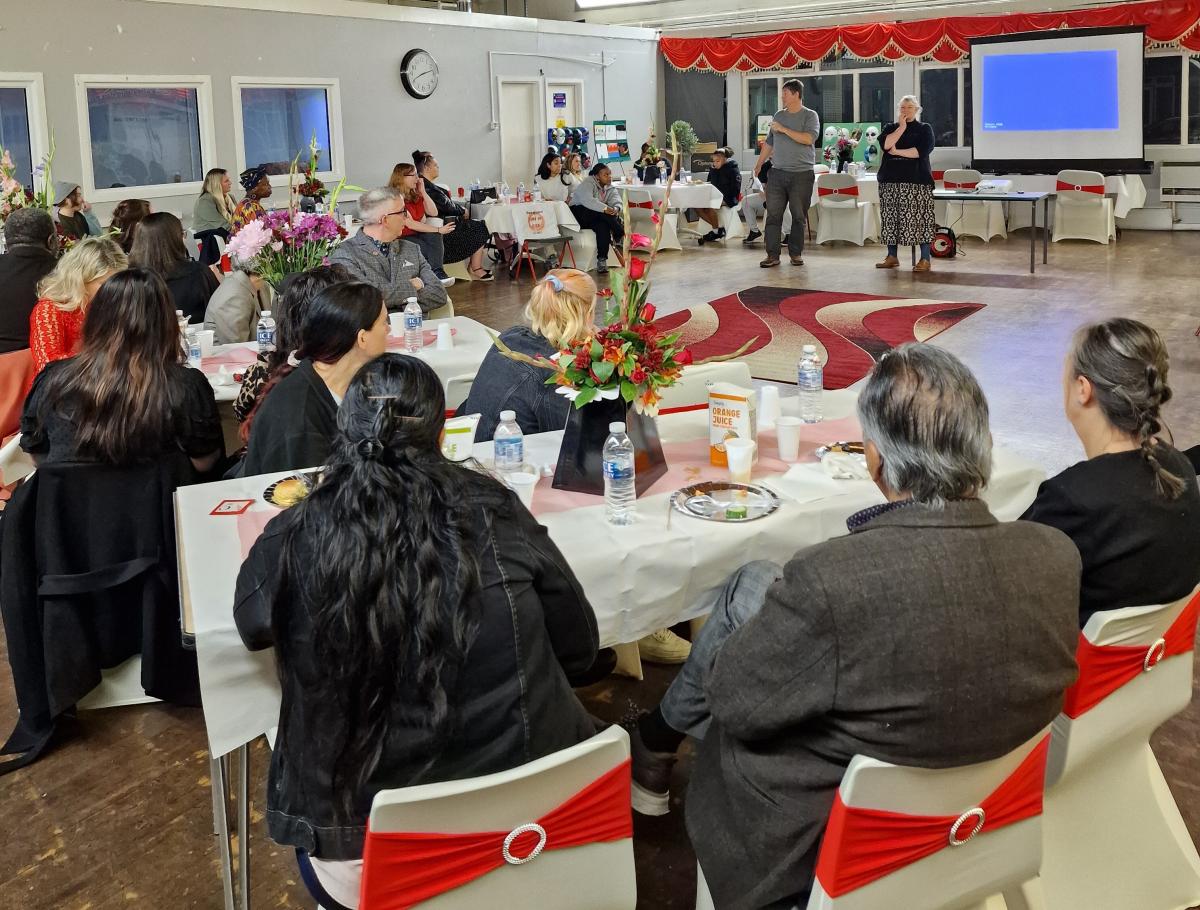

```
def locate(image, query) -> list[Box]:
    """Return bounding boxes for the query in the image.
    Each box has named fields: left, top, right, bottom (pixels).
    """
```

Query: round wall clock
left=401, top=49, right=439, bottom=100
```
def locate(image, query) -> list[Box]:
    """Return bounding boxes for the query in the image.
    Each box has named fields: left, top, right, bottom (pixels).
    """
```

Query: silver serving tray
left=670, top=481, right=782, bottom=523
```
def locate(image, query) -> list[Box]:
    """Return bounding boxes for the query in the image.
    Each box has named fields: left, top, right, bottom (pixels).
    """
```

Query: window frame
left=1143, top=50, right=1191, bottom=148
left=916, top=62, right=966, bottom=148
left=231, top=76, right=344, bottom=187
left=74, top=74, right=215, bottom=202
left=0, top=72, right=50, bottom=187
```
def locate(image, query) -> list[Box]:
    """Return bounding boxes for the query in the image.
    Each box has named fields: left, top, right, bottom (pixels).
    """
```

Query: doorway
left=498, top=78, right=541, bottom=190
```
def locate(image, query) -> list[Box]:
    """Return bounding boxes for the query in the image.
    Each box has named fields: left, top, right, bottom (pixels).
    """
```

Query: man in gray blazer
left=631, top=344, right=1081, bottom=910
left=329, top=186, right=449, bottom=314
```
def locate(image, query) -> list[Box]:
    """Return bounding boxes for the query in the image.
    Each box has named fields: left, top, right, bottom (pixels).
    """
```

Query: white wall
left=0, top=0, right=658, bottom=222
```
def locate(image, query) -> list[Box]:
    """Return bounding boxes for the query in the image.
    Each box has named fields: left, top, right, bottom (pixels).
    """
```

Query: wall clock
left=401, top=48, right=439, bottom=100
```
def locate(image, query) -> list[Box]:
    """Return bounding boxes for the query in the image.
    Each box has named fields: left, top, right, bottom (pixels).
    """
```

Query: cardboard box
left=709, top=382, right=758, bottom=467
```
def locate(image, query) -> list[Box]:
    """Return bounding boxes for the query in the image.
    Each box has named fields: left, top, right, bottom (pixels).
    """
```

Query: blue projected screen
left=981, top=50, right=1119, bottom=132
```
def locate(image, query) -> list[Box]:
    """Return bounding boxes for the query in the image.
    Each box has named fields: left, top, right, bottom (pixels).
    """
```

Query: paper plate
left=670, top=481, right=781, bottom=523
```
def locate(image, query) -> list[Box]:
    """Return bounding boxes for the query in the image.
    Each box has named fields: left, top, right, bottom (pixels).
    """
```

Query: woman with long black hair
left=21, top=268, right=222, bottom=475
left=239, top=280, right=389, bottom=476
left=234, top=354, right=599, bottom=908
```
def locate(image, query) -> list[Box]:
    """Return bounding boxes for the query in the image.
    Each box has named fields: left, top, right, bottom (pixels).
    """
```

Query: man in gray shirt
left=753, top=79, right=820, bottom=268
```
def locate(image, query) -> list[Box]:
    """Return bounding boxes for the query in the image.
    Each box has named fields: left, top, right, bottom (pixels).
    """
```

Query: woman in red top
left=388, top=163, right=454, bottom=286
left=29, top=236, right=127, bottom=380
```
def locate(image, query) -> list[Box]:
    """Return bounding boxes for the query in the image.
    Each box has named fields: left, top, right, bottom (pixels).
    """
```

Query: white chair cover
left=1051, top=169, right=1115, bottom=244
left=815, top=173, right=879, bottom=246
left=943, top=169, right=1007, bottom=242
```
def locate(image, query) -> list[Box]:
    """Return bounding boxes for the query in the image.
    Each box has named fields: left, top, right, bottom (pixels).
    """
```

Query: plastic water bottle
left=603, top=421, right=636, bottom=526
left=403, top=298, right=423, bottom=353
left=187, top=331, right=202, bottom=369
left=256, top=310, right=276, bottom=354
left=798, top=344, right=823, bottom=423
left=517, top=181, right=526, bottom=201
left=493, top=410, right=524, bottom=473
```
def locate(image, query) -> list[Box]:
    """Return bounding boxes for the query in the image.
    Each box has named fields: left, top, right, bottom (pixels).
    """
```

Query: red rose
left=675, top=349, right=693, bottom=366
left=641, top=302, right=656, bottom=321
left=629, top=257, right=646, bottom=280
left=630, top=368, right=647, bottom=384
left=573, top=350, right=591, bottom=369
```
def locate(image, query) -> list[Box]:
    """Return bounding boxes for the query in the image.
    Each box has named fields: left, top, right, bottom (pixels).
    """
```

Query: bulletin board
left=592, top=120, right=630, bottom=163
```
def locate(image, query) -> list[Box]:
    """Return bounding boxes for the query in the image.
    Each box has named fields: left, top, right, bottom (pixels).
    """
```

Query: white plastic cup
left=436, top=322, right=453, bottom=350
left=389, top=313, right=404, bottom=338
left=506, top=469, right=539, bottom=510
left=196, top=329, right=215, bottom=358
left=775, top=416, right=803, bottom=462
left=724, top=438, right=757, bottom=484
left=758, top=385, right=781, bottom=429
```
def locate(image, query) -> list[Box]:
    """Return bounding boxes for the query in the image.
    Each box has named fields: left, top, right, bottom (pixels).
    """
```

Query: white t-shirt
left=535, top=175, right=572, bottom=202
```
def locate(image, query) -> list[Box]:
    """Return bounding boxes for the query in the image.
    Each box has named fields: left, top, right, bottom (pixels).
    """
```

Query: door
left=547, top=81, right=582, bottom=129
left=498, top=79, right=541, bottom=190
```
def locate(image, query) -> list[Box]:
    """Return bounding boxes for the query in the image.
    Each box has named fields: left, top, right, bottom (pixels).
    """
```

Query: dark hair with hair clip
left=1072, top=317, right=1185, bottom=499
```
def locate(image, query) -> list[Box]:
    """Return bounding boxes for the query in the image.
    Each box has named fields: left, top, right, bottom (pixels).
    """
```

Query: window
left=1190, top=57, right=1200, bottom=144
left=233, top=78, right=343, bottom=181
left=747, top=77, right=779, bottom=149
left=0, top=74, right=47, bottom=187
left=859, top=71, right=893, bottom=124
left=799, top=75, right=854, bottom=127
left=919, top=67, right=960, bottom=147
left=76, top=76, right=214, bottom=199
left=1144, top=55, right=1183, bottom=145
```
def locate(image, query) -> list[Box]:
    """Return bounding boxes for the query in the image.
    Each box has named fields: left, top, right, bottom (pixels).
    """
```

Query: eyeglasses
left=383, top=210, right=406, bottom=220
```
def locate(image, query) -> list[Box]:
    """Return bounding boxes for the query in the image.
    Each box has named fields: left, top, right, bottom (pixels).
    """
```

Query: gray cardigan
left=687, top=499, right=1081, bottom=910
left=327, top=231, right=449, bottom=314
left=193, top=193, right=232, bottom=233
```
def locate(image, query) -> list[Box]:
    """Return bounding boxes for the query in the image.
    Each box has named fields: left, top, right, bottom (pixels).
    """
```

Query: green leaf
left=621, top=380, right=637, bottom=402
left=592, top=360, right=616, bottom=382
left=573, top=387, right=598, bottom=408
left=590, top=339, right=603, bottom=360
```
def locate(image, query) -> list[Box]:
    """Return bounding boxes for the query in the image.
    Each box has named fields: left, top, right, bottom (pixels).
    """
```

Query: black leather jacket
left=233, top=475, right=600, bottom=859
left=459, top=326, right=571, bottom=442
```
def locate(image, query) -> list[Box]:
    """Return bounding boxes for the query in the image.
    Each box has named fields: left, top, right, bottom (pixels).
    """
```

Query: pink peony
left=225, top=218, right=272, bottom=265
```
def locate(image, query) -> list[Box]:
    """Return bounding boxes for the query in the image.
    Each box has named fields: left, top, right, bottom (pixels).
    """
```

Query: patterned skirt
left=443, top=217, right=490, bottom=264
left=879, top=182, right=936, bottom=246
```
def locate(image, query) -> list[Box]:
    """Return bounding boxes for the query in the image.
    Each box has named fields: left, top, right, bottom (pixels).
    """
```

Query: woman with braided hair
left=1023, top=317, right=1200, bottom=626
left=234, top=354, right=599, bottom=909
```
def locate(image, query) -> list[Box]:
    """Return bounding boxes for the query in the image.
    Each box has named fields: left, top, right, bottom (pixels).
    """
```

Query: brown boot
left=876, top=256, right=900, bottom=269
left=760, top=256, right=780, bottom=268
left=912, top=259, right=931, bottom=272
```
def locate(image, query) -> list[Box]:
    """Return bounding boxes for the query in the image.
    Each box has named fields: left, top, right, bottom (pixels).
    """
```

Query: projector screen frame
left=968, top=26, right=1150, bottom=176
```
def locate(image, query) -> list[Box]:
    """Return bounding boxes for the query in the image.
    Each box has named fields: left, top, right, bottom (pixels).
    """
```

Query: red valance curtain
left=660, top=0, right=1200, bottom=71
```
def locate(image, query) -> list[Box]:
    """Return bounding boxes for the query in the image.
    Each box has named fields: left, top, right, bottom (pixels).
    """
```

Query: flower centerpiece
left=640, top=126, right=664, bottom=185
left=1, top=137, right=55, bottom=226
left=492, top=131, right=754, bottom=496
left=823, top=128, right=860, bottom=173
left=296, top=132, right=327, bottom=212
left=225, top=209, right=347, bottom=288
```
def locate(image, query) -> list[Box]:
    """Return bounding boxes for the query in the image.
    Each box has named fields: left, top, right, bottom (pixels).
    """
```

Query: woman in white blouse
left=534, top=153, right=574, bottom=202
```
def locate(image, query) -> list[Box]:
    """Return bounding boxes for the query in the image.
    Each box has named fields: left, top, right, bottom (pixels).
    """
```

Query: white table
left=613, top=181, right=723, bottom=212
left=198, top=316, right=496, bottom=404
left=470, top=200, right=579, bottom=236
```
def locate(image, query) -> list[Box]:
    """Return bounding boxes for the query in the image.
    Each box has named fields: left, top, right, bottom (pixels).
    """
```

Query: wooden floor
left=3, top=228, right=1199, bottom=909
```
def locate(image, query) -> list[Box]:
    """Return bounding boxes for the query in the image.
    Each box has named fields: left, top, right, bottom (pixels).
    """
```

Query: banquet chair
left=1051, top=169, right=1115, bottom=244
left=444, top=373, right=474, bottom=411
left=696, top=728, right=1052, bottom=910
left=511, top=204, right=576, bottom=281
left=625, top=188, right=681, bottom=252
left=1038, top=588, right=1200, bottom=910
left=657, top=361, right=753, bottom=412
left=814, top=173, right=879, bottom=246
left=715, top=175, right=750, bottom=242
left=357, top=725, right=636, bottom=909
left=428, top=299, right=455, bottom=321
left=942, top=169, right=1007, bottom=242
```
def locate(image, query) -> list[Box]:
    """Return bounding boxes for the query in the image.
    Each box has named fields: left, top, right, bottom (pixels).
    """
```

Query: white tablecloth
left=471, top=200, right=579, bottom=235
left=178, top=389, right=1045, bottom=758
left=198, top=317, right=495, bottom=404
left=612, top=182, right=724, bottom=211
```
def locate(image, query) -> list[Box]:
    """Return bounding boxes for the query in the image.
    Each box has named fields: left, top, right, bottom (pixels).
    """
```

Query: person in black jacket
left=876, top=95, right=937, bottom=272
left=1022, top=318, right=1200, bottom=626
left=234, top=354, right=599, bottom=906
left=695, top=147, right=742, bottom=245
left=129, top=211, right=219, bottom=324
left=240, top=280, right=389, bottom=477
left=413, top=150, right=492, bottom=281
left=0, top=208, right=57, bottom=353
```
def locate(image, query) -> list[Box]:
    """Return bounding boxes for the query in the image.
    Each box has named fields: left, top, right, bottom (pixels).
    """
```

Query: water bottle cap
left=802, top=344, right=817, bottom=354
left=406, top=297, right=418, bottom=304
left=262, top=310, right=271, bottom=317
left=499, top=410, right=516, bottom=422
left=609, top=422, right=626, bottom=433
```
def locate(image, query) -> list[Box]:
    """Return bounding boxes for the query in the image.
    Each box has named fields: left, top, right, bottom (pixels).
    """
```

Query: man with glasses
left=329, top=186, right=449, bottom=314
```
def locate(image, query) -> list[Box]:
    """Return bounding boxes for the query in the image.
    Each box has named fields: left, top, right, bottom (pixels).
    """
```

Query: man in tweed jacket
left=631, top=344, right=1081, bottom=909
left=329, top=186, right=449, bottom=314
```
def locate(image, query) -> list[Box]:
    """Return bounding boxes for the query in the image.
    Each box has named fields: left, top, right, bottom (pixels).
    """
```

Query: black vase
left=553, top=398, right=668, bottom=496
left=300, top=196, right=317, bottom=213
left=642, top=165, right=661, bottom=186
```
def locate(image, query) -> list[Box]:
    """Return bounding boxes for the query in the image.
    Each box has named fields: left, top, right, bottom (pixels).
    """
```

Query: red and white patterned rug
left=656, top=286, right=986, bottom=388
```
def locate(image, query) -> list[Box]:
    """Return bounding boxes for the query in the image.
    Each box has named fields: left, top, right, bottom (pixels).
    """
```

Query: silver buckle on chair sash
left=948, top=808, right=986, bottom=847
left=1144, top=638, right=1167, bottom=672
left=502, top=823, right=548, bottom=865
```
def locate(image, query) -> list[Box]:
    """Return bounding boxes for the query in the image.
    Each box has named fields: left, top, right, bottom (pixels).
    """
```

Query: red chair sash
left=943, top=181, right=978, bottom=190
left=629, top=200, right=655, bottom=209
left=1061, top=591, right=1200, bottom=719
left=818, top=184, right=859, bottom=197
left=1055, top=180, right=1105, bottom=194
left=932, top=170, right=946, bottom=181
left=814, top=738, right=1050, bottom=898
left=359, top=760, right=633, bottom=910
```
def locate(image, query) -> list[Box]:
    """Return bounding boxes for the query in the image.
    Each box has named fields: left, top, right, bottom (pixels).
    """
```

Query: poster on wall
left=756, top=115, right=773, bottom=151
left=593, top=119, right=630, bottom=163
left=821, top=122, right=883, bottom=171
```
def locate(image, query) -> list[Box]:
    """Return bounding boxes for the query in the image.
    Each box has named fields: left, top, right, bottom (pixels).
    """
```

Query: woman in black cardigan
left=414, top=150, right=492, bottom=281
left=234, top=354, right=598, bottom=907
left=1022, top=318, right=1200, bottom=626
left=875, top=95, right=937, bottom=272
left=129, top=212, right=219, bottom=324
